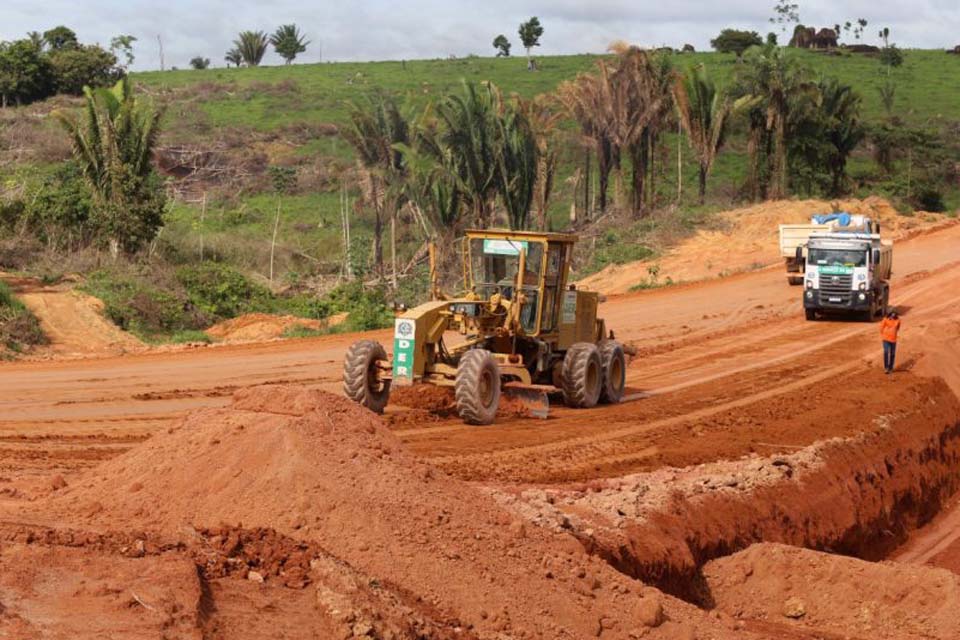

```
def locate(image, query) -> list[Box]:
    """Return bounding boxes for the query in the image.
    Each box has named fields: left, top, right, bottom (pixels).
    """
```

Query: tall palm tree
left=557, top=72, right=614, bottom=214
left=234, top=31, right=269, bottom=67
left=342, top=92, right=410, bottom=276
left=517, top=95, right=563, bottom=229
left=55, top=77, right=164, bottom=256
left=673, top=64, right=753, bottom=204
left=495, top=100, right=538, bottom=230
left=737, top=45, right=810, bottom=199
left=435, top=81, right=501, bottom=226
left=558, top=45, right=675, bottom=217
left=270, top=24, right=309, bottom=64
left=818, top=78, right=865, bottom=196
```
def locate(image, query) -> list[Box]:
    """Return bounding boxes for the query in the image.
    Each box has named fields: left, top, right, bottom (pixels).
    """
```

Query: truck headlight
left=858, top=293, right=866, bottom=301
left=806, top=290, right=814, bottom=299
left=858, top=283, right=866, bottom=291
left=805, top=280, right=813, bottom=289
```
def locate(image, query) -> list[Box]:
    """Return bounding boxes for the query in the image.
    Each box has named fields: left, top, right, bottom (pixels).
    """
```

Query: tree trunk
left=698, top=164, right=708, bottom=205
left=596, top=139, right=611, bottom=213
left=373, top=207, right=383, bottom=278
left=772, top=116, right=787, bottom=199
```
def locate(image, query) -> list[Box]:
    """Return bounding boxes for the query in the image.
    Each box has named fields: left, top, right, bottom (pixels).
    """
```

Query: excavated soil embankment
left=501, top=368, right=960, bottom=606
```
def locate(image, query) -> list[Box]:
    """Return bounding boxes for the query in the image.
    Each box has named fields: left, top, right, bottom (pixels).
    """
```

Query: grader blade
left=502, top=383, right=550, bottom=419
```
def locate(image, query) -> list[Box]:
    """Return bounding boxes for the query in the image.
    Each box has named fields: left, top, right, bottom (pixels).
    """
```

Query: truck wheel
left=562, top=343, right=602, bottom=409
left=598, top=341, right=626, bottom=404
left=455, top=349, right=501, bottom=425
left=805, top=309, right=816, bottom=321
left=343, top=340, right=391, bottom=413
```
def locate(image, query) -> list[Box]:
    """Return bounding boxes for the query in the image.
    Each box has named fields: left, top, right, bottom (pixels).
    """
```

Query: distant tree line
left=0, top=26, right=132, bottom=107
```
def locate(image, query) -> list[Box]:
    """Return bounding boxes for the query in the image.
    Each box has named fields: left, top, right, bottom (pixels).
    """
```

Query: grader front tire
left=562, top=343, right=602, bottom=409
left=455, top=349, right=501, bottom=425
left=343, top=340, right=391, bottom=414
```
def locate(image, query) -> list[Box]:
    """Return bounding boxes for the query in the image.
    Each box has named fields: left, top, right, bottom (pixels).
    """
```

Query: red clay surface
left=1, top=220, right=960, bottom=638
left=3, top=221, right=959, bottom=487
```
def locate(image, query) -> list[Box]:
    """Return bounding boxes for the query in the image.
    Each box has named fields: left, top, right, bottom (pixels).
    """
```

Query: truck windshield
left=809, top=248, right=866, bottom=268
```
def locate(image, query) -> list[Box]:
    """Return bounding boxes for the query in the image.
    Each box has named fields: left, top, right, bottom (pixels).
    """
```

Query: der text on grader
left=343, top=229, right=632, bottom=425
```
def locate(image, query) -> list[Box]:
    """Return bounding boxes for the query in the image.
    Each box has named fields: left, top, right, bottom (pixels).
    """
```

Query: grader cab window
left=469, top=238, right=545, bottom=334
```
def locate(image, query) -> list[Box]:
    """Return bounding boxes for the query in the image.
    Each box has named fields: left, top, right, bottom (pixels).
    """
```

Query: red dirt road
left=2, top=222, right=960, bottom=490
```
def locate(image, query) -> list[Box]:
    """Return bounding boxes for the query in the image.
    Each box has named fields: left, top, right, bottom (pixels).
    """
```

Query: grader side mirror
left=872, top=249, right=880, bottom=265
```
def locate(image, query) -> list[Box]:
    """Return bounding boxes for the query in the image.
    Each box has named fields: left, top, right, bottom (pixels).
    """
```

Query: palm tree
left=435, top=81, right=501, bottom=226
left=341, top=92, right=410, bottom=277
left=558, top=45, right=676, bottom=217
left=737, top=44, right=810, bottom=199
left=224, top=48, right=243, bottom=67
left=557, top=72, right=614, bottom=214
left=673, top=65, right=752, bottom=204
left=819, top=78, right=865, bottom=196
left=516, top=95, right=563, bottom=229
left=270, top=24, right=309, bottom=64
left=495, top=100, right=538, bottom=230
left=234, top=31, right=269, bottom=67
left=54, top=77, right=164, bottom=256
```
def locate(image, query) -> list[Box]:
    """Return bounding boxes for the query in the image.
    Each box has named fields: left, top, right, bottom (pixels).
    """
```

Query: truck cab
left=803, top=232, right=891, bottom=321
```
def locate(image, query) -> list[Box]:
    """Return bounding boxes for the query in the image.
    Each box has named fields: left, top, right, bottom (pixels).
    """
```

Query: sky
left=4, top=0, right=959, bottom=71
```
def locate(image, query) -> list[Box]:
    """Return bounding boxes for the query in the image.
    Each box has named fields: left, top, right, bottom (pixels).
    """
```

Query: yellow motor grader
left=343, top=229, right=630, bottom=425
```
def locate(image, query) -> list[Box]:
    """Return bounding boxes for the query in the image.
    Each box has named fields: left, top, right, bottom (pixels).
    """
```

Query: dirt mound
left=40, top=385, right=741, bottom=639
left=579, top=197, right=953, bottom=294
left=205, top=312, right=347, bottom=343
left=1, top=274, right=145, bottom=357
left=704, top=542, right=960, bottom=639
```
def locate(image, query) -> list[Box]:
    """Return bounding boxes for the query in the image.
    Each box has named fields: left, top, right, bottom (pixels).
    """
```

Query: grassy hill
left=124, top=50, right=960, bottom=282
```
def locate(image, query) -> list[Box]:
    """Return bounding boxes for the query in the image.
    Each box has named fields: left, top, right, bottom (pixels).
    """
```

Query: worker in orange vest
left=880, top=310, right=901, bottom=374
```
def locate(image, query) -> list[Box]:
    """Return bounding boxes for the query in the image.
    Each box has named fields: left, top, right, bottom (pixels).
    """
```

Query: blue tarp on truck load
left=812, top=212, right=852, bottom=226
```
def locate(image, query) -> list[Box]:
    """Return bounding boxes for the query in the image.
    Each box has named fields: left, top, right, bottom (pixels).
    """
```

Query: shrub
left=175, top=262, right=272, bottom=320
left=0, top=282, right=46, bottom=352
left=84, top=268, right=201, bottom=337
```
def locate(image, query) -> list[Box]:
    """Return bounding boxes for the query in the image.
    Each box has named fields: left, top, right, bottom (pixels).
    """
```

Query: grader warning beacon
left=343, top=229, right=631, bottom=425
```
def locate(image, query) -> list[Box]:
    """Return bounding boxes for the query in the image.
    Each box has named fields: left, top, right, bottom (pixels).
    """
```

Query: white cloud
left=2, top=0, right=958, bottom=71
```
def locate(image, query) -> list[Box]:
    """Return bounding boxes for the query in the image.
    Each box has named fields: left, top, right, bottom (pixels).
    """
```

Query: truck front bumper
left=803, top=289, right=873, bottom=312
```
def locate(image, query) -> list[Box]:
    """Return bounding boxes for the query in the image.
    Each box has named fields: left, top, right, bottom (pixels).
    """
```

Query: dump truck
left=779, top=213, right=877, bottom=285
left=802, top=227, right=893, bottom=321
left=343, top=229, right=632, bottom=425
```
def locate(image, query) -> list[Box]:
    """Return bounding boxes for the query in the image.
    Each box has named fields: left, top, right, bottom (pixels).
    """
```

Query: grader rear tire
left=343, top=340, right=391, bottom=413
left=455, top=349, right=501, bottom=425
left=598, top=340, right=626, bottom=404
left=562, top=343, right=602, bottom=409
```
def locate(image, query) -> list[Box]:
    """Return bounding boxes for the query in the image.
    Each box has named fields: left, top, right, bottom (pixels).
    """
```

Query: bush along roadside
left=0, top=282, right=47, bottom=356
left=80, top=261, right=396, bottom=343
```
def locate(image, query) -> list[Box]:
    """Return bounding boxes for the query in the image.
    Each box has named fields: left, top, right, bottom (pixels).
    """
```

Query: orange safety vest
left=880, top=317, right=901, bottom=343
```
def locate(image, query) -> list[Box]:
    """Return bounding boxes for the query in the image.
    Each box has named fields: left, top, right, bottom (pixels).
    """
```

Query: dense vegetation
left=1, top=34, right=958, bottom=342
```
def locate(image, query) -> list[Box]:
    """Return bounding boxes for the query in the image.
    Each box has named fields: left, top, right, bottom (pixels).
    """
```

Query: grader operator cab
left=343, top=229, right=631, bottom=425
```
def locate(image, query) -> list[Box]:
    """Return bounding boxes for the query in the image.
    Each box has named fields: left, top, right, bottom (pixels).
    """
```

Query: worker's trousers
left=883, top=340, right=897, bottom=372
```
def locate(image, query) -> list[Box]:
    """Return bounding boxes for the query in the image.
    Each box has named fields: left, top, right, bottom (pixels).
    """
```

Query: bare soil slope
left=579, top=197, right=952, bottom=294
left=0, top=275, right=144, bottom=357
